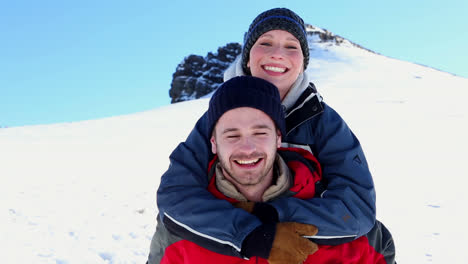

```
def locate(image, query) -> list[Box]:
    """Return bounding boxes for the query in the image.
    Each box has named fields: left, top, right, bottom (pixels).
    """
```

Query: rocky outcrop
left=169, top=43, right=241, bottom=103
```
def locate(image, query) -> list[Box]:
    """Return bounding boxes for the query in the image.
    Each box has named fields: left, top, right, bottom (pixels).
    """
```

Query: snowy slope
left=1, top=34, right=468, bottom=263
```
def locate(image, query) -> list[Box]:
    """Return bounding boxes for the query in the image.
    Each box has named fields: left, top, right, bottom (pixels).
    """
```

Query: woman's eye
left=260, top=42, right=272, bottom=46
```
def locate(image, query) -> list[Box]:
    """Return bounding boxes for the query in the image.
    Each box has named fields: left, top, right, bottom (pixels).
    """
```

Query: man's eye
left=255, top=132, right=267, bottom=136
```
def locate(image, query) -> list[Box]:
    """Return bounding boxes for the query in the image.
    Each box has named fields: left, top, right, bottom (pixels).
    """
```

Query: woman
left=152, top=7, right=377, bottom=263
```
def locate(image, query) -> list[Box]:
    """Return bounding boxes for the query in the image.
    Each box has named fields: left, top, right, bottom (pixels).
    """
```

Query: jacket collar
left=285, top=83, right=323, bottom=135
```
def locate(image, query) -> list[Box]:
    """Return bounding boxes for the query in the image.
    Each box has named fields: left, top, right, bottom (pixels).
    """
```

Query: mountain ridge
left=168, top=24, right=378, bottom=103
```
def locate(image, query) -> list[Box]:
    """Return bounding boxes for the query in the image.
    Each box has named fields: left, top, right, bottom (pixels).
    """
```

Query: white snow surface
left=1, top=39, right=468, bottom=264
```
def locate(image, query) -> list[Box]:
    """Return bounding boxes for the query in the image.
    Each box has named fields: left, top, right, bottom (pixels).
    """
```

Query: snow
left=1, top=40, right=468, bottom=263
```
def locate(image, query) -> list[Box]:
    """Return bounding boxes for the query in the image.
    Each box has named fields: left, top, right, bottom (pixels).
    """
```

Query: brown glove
left=268, top=222, right=319, bottom=264
left=233, top=201, right=255, bottom=213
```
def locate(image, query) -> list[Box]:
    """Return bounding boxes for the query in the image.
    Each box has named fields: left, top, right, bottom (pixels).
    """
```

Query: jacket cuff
left=241, top=223, right=276, bottom=259
left=252, top=203, right=279, bottom=224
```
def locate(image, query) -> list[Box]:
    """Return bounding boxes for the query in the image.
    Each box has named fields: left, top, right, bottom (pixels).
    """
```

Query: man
left=149, top=76, right=395, bottom=264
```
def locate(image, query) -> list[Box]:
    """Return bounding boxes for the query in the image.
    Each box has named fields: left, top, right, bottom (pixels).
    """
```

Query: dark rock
left=169, top=43, right=241, bottom=103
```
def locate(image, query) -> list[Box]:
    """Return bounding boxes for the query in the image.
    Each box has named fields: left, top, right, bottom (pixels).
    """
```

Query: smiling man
left=210, top=106, right=281, bottom=203
left=148, top=76, right=395, bottom=264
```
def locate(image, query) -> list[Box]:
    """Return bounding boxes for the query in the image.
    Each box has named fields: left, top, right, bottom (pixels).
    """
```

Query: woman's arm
left=272, top=102, right=376, bottom=242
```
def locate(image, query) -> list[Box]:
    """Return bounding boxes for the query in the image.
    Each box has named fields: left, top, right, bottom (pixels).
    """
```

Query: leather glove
left=241, top=222, right=318, bottom=264
left=233, top=201, right=255, bottom=213
left=268, top=222, right=319, bottom=264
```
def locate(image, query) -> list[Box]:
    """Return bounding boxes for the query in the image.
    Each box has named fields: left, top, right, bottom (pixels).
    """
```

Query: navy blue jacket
left=156, top=82, right=376, bottom=257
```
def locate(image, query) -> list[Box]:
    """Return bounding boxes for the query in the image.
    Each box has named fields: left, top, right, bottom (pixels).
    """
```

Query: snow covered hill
left=1, top=26, right=468, bottom=263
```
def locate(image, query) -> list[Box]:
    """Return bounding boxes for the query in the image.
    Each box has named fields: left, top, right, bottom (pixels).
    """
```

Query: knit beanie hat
left=207, top=76, right=286, bottom=136
left=242, top=8, right=309, bottom=74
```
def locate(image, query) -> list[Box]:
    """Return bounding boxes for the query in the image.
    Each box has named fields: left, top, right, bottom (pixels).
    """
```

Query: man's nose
left=238, top=137, right=256, bottom=153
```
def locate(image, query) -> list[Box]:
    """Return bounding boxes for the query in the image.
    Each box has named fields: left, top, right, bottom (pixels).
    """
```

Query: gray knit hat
left=207, top=76, right=286, bottom=136
left=242, top=8, right=309, bottom=74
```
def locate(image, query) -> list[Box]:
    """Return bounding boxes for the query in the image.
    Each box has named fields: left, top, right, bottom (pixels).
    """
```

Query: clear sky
left=1, top=0, right=467, bottom=127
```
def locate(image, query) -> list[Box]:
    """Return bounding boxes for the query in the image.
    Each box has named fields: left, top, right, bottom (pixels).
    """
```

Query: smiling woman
left=247, top=30, right=305, bottom=99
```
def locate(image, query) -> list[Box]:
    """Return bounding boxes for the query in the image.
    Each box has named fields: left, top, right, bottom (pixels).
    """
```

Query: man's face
left=247, top=29, right=304, bottom=99
left=210, top=107, right=281, bottom=187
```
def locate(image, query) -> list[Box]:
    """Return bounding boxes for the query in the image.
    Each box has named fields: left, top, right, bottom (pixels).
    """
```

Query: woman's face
left=247, top=30, right=304, bottom=99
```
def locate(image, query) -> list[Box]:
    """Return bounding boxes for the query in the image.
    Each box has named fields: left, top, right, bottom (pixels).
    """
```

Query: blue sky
left=1, top=0, right=467, bottom=127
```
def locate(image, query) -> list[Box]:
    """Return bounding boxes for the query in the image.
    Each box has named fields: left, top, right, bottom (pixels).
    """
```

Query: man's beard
left=217, top=149, right=276, bottom=187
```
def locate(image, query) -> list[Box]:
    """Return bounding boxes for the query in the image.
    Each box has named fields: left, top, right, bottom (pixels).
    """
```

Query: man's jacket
left=151, top=148, right=393, bottom=263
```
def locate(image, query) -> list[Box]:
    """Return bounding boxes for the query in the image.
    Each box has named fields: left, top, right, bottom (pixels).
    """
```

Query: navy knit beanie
left=207, top=76, right=286, bottom=136
left=242, top=8, right=309, bottom=74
